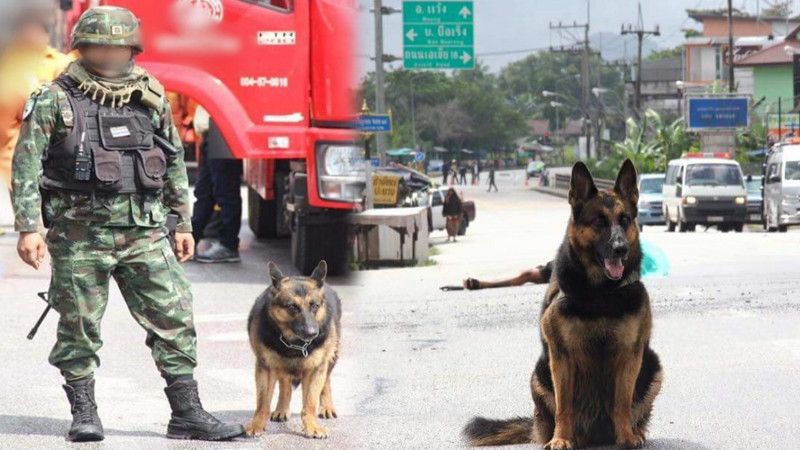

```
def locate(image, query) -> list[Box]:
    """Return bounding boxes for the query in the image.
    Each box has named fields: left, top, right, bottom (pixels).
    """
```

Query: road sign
left=370, top=157, right=380, bottom=167
left=403, top=1, right=474, bottom=70
left=415, top=152, right=426, bottom=162
left=767, top=113, right=800, bottom=141
left=686, top=97, right=749, bottom=130
left=372, top=174, right=401, bottom=206
left=358, top=114, right=392, bottom=133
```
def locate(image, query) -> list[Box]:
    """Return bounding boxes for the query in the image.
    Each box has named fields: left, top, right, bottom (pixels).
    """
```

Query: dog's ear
left=569, top=161, right=598, bottom=209
left=614, top=159, right=639, bottom=205
left=268, top=262, right=285, bottom=289
left=310, top=260, right=327, bottom=287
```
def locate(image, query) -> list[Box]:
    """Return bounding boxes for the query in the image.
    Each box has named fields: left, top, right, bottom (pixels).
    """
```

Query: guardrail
left=554, top=174, right=615, bottom=191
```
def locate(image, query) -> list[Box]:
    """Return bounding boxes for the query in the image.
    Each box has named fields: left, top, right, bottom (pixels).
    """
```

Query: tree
left=417, top=99, right=472, bottom=147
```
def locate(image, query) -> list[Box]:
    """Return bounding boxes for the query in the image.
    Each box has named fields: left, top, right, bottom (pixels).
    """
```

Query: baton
left=27, top=292, right=51, bottom=340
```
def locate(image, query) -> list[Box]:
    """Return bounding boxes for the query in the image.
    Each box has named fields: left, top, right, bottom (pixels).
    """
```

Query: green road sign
left=403, top=1, right=474, bottom=70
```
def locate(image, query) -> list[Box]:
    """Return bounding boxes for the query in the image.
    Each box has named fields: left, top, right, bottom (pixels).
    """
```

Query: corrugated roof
left=527, top=119, right=549, bottom=135
left=736, top=40, right=800, bottom=66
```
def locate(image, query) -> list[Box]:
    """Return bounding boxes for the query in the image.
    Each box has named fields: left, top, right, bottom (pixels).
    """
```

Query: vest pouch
left=98, top=112, right=154, bottom=151
left=135, top=148, right=167, bottom=191
left=92, top=147, right=122, bottom=185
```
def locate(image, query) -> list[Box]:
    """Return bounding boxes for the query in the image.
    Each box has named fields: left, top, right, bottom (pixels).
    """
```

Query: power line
left=621, top=2, right=660, bottom=115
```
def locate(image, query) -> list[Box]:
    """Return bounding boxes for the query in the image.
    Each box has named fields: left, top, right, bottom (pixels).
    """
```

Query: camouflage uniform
left=11, top=9, right=196, bottom=382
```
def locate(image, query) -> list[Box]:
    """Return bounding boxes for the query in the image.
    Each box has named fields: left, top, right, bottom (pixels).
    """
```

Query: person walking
left=442, top=187, right=462, bottom=242
left=487, top=161, right=498, bottom=192
left=471, top=161, right=479, bottom=185
left=11, top=7, right=244, bottom=442
left=442, top=159, right=450, bottom=185
left=458, top=163, right=467, bottom=185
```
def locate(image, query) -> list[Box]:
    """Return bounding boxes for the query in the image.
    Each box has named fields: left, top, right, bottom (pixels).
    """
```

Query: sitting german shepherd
left=245, top=260, right=341, bottom=439
left=464, top=160, right=663, bottom=449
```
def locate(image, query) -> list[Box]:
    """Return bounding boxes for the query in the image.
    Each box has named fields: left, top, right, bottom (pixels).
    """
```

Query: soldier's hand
left=17, top=232, right=46, bottom=270
left=174, top=232, right=194, bottom=262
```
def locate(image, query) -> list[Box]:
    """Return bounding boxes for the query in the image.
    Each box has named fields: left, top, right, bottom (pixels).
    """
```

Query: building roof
left=736, top=39, right=800, bottom=66
left=527, top=119, right=549, bottom=135
left=562, top=119, right=584, bottom=136
left=687, top=8, right=799, bottom=22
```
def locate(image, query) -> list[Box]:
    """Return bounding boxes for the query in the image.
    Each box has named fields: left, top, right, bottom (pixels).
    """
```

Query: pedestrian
left=459, top=163, right=467, bottom=185
left=471, top=161, right=478, bottom=185
left=191, top=111, right=243, bottom=263
left=442, top=187, right=462, bottom=242
left=442, top=159, right=450, bottom=185
left=10, top=6, right=244, bottom=442
left=487, top=161, right=498, bottom=192
left=0, top=1, right=74, bottom=235
left=450, top=159, right=458, bottom=185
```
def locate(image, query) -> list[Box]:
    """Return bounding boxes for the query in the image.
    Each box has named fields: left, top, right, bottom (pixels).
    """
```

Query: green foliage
left=647, top=46, right=683, bottom=61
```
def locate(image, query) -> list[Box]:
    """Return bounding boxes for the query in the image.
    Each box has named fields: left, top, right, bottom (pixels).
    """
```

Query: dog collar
left=279, top=335, right=316, bottom=358
left=617, top=270, right=641, bottom=288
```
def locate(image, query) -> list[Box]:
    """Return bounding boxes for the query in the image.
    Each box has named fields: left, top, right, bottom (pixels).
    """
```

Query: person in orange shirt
left=0, top=2, right=75, bottom=192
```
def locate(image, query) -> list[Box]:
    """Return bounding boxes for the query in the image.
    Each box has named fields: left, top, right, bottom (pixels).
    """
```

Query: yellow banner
left=372, top=174, right=401, bottom=205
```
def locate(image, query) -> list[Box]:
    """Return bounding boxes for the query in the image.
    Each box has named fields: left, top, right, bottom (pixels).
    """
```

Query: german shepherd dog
left=464, top=160, right=663, bottom=449
left=245, top=260, right=342, bottom=439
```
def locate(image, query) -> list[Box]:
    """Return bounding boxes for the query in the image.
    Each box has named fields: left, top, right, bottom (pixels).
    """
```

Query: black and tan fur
left=464, top=160, right=663, bottom=449
left=245, top=260, right=342, bottom=439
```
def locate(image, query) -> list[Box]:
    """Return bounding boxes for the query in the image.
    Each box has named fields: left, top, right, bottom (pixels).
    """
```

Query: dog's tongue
left=604, top=258, right=625, bottom=279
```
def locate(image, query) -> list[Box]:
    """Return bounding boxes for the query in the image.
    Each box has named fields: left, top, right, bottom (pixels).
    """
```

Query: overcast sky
left=357, top=0, right=770, bottom=75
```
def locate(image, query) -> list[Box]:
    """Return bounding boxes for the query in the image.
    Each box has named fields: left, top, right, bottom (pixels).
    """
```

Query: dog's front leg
left=271, top=376, right=292, bottom=422
left=246, top=363, right=277, bottom=437
left=612, top=346, right=645, bottom=449
left=301, top=362, right=329, bottom=439
left=546, top=350, right=575, bottom=450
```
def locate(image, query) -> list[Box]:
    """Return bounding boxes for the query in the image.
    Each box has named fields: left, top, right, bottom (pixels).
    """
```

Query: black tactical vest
left=40, top=75, right=167, bottom=194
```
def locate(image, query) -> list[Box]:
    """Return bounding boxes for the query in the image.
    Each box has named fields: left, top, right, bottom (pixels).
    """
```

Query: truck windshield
left=785, top=161, right=800, bottom=180
left=639, top=178, right=664, bottom=193
left=746, top=179, right=761, bottom=193
left=686, top=164, right=742, bottom=186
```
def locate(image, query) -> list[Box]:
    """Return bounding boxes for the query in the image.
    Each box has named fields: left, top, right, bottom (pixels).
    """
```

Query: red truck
left=65, top=0, right=363, bottom=274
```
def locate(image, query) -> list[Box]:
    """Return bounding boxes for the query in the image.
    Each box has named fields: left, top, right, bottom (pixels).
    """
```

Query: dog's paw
left=303, top=423, right=328, bottom=439
left=270, top=410, right=289, bottom=422
left=318, top=405, right=338, bottom=419
left=245, top=422, right=264, bottom=437
left=544, top=437, right=573, bottom=450
left=616, top=433, right=645, bottom=449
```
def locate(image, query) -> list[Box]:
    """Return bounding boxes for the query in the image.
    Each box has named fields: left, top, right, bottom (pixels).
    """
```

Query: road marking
left=194, top=313, right=248, bottom=324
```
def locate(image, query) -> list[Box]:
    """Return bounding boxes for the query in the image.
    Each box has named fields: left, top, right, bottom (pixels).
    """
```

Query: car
left=637, top=174, right=665, bottom=230
left=417, top=186, right=476, bottom=236
left=763, top=143, right=800, bottom=232
left=745, top=175, right=763, bottom=224
left=662, top=153, right=747, bottom=233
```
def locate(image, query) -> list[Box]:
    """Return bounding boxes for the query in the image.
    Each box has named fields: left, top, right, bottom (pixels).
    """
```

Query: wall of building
left=754, top=65, right=793, bottom=116
left=702, top=18, right=773, bottom=37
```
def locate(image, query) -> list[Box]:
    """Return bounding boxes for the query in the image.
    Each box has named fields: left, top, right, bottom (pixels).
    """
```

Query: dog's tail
left=462, top=416, right=532, bottom=446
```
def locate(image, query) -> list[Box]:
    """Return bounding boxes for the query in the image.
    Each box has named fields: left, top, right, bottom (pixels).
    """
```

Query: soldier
left=11, top=7, right=244, bottom=442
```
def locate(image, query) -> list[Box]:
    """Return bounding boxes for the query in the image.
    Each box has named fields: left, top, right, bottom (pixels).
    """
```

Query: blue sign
left=687, top=97, right=749, bottom=130
left=370, top=157, right=380, bottom=167
left=358, top=114, right=392, bottom=133
left=415, top=152, right=426, bottom=162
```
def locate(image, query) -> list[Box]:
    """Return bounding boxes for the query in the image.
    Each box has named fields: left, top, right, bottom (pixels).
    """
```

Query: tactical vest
left=40, top=75, right=167, bottom=195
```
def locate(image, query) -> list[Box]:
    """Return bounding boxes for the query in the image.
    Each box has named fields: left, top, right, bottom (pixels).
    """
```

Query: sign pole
left=361, top=101, right=375, bottom=210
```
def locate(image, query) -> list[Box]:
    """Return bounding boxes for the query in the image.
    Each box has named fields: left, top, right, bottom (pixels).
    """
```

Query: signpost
left=358, top=114, right=392, bottom=133
left=685, top=97, right=749, bottom=130
left=403, top=1, right=475, bottom=70
left=766, top=113, right=800, bottom=141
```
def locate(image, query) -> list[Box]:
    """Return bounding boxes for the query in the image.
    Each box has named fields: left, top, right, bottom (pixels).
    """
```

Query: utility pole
left=550, top=3, right=594, bottom=159
left=727, top=0, right=735, bottom=92
left=371, top=0, right=400, bottom=164
left=621, top=3, right=660, bottom=117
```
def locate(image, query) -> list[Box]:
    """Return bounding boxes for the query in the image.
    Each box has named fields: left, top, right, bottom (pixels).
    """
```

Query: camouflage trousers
left=46, top=222, right=197, bottom=381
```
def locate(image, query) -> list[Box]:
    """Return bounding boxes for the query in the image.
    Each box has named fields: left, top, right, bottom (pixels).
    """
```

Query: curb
left=532, top=186, right=569, bottom=199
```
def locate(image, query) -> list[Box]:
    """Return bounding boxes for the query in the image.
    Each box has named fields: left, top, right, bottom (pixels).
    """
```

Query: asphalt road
left=2, top=171, right=800, bottom=449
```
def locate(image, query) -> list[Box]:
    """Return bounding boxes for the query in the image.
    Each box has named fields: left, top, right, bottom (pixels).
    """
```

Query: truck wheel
left=734, top=223, right=744, bottom=232
left=778, top=225, right=788, bottom=232
left=457, top=214, right=468, bottom=236
left=291, top=219, right=348, bottom=276
left=666, top=208, right=676, bottom=232
left=765, top=206, right=778, bottom=232
left=248, top=186, right=278, bottom=238
left=638, top=223, right=643, bottom=232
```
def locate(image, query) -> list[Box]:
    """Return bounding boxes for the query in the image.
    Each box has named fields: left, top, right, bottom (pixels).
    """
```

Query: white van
left=662, top=154, right=747, bottom=232
left=763, top=144, right=800, bottom=232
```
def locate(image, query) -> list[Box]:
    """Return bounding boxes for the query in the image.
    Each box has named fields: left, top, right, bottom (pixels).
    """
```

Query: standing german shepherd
left=464, top=160, right=663, bottom=449
left=245, top=260, right=341, bottom=439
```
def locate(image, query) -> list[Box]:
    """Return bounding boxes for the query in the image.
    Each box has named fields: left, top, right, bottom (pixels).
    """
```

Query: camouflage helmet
left=70, top=6, right=143, bottom=54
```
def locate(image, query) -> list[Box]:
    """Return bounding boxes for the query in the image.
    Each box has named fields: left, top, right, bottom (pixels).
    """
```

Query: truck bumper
left=638, top=208, right=664, bottom=225
left=778, top=206, right=800, bottom=225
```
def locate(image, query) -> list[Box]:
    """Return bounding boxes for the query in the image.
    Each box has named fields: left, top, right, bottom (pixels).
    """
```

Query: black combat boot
left=63, top=378, right=104, bottom=442
left=164, top=378, right=245, bottom=440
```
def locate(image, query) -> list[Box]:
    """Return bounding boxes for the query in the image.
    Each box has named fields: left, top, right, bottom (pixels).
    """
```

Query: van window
left=685, top=164, right=742, bottom=186
left=665, top=166, right=676, bottom=185
left=785, top=161, right=800, bottom=180
left=767, top=163, right=779, bottom=183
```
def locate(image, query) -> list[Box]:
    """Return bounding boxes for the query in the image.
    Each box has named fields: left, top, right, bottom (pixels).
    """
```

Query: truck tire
left=666, top=208, right=676, bottom=232
left=734, top=223, right=744, bottom=232
left=457, top=214, right=468, bottom=236
left=248, top=186, right=278, bottom=238
left=778, top=225, right=788, bottom=232
left=291, top=219, right=348, bottom=276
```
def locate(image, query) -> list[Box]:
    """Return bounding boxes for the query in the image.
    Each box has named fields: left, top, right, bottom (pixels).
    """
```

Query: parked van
left=662, top=153, right=747, bottom=232
left=763, top=143, right=800, bottom=232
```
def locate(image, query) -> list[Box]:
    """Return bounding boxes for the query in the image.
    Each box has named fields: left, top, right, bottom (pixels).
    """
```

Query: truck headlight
left=316, top=143, right=366, bottom=202
left=735, top=196, right=746, bottom=205
left=638, top=200, right=649, bottom=209
left=783, top=194, right=798, bottom=206
left=683, top=196, right=697, bottom=205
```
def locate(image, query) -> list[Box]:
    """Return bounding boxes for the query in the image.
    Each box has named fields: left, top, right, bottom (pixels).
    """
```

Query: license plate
left=750, top=214, right=760, bottom=221
left=708, top=216, right=724, bottom=222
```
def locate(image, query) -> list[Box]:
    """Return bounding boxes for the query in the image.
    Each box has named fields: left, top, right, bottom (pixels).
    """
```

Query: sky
left=356, top=0, right=773, bottom=75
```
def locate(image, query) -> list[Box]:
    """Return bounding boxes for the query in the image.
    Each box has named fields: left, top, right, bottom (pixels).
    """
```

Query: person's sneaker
left=195, top=241, right=241, bottom=263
